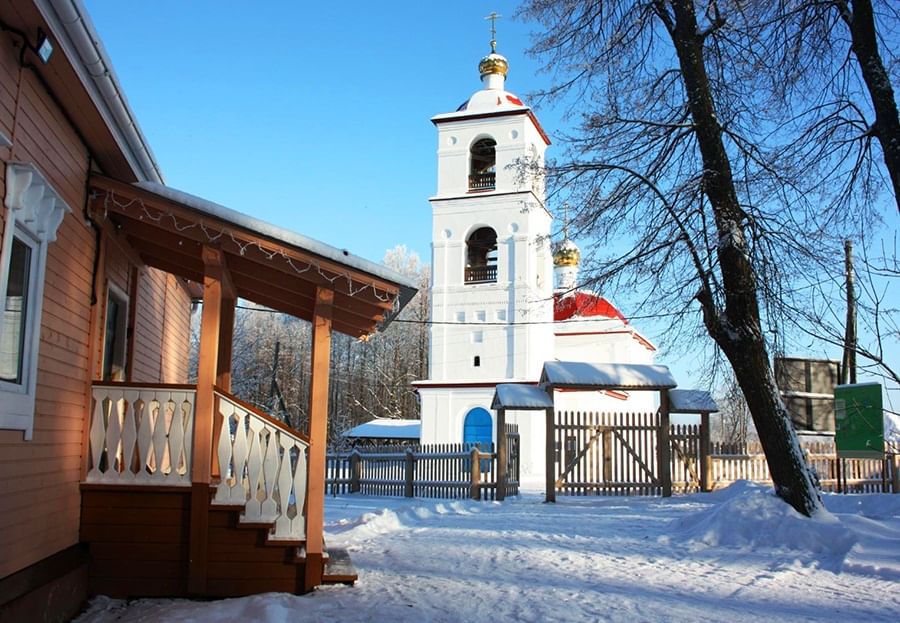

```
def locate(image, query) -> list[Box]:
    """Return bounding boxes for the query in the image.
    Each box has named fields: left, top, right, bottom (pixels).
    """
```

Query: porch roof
left=89, top=174, right=417, bottom=338
left=540, top=361, right=677, bottom=391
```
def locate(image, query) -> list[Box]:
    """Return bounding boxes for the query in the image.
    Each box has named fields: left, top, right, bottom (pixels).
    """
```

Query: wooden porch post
left=496, top=407, right=507, bottom=502
left=658, top=389, right=672, bottom=497
left=304, top=287, right=334, bottom=592
left=216, top=296, right=236, bottom=391
left=700, top=411, right=711, bottom=492
left=188, top=246, right=226, bottom=595
left=545, top=403, right=556, bottom=503
left=81, top=230, right=107, bottom=480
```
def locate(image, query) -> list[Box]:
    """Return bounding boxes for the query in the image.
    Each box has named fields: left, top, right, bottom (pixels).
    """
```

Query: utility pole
left=841, top=240, right=857, bottom=385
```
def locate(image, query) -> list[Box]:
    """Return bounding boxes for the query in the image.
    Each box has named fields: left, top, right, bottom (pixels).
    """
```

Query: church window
left=472, top=330, right=483, bottom=343
left=456, top=311, right=465, bottom=323
left=473, top=356, right=481, bottom=367
left=465, top=227, right=498, bottom=284
left=469, top=137, right=496, bottom=191
left=475, top=310, right=486, bottom=322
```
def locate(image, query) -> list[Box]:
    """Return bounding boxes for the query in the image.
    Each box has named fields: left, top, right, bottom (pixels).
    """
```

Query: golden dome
left=553, top=238, right=581, bottom=267
left=479, top=52, right=509, bottom=79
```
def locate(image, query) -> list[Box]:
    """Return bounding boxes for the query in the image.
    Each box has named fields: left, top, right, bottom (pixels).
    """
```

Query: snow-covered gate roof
left=540, top=362, right=677, bottom=391
left=669, top=389, right=718, bottom=413
left=491, top=384, right=554, bottom=410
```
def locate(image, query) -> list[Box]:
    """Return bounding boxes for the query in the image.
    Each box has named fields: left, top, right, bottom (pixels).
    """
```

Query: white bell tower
left=416, top=32, right=554, bottom=449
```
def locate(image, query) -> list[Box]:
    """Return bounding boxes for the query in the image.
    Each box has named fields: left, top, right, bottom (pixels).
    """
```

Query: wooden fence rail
left=326, top=438, right=520, bottom=501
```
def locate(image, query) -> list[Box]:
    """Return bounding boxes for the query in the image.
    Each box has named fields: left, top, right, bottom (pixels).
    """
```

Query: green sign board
left=834, top=383, right=884, bottom=459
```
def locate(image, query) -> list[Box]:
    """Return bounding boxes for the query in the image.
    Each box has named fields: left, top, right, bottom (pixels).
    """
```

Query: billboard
left=834, top=383, right=884, bottom=459
left=775, top=357, right=839, bottom=432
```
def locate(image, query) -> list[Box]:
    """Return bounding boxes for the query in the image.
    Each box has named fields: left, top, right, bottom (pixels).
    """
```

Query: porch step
left=322, top=548, right=357, bottom=586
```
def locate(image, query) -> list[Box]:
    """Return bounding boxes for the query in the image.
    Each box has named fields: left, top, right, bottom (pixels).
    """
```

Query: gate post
left=404, top=448, right=415, bottom=498
left=545, top=405, right=556, bottom=503
left=658, top=390, right=672, bottom=497
left=700, top=411, right=711, bottom=492
left=349, top=450, right=361, bottom=493
left=496, top=408, right=508, bottom=502
left=469, top=447, right=482, bottom=500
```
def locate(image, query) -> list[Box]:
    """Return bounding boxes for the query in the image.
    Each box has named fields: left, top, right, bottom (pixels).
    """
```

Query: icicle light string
left=100, top=190, right=396, bottom=306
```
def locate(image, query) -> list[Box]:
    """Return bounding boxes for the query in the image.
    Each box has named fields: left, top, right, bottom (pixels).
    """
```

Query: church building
left=413, top=39, right=658, bottom=482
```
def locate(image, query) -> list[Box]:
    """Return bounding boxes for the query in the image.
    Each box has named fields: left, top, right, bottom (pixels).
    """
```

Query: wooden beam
left=188, top=245, right=225, bottom=594
left=700, top=411, right=711, bottom=492
left=658, top=390, right=672, bottom=497
left=496, top=408, right=507, bottom=502
left=216, top=297, right=235, bottom=391
left=304, top=287, right=334, bottom=592
left=545, top=401, right=556, bottom=503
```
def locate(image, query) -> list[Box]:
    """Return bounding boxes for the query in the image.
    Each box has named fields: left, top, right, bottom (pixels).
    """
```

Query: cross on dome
left=485, top=11, right=501, bottom=53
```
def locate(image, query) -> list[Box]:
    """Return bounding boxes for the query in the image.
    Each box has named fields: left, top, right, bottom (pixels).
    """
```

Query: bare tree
left=520, top=0, right=823, bottom=515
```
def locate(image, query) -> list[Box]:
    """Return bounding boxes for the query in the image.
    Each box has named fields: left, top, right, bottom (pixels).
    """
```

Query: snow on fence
left=710, top=440, right=896, bottom=494
left=326, top=437, right=520, bottom=501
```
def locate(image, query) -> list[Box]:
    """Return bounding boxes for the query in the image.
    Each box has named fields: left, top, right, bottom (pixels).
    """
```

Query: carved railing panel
left=87, top=384, right=195, bottom=486
left=213, top=391, right=309, bottom=541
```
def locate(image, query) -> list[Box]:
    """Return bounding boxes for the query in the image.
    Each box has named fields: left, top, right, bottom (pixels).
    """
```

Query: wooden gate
left=552, top=411, right=702, bottom=496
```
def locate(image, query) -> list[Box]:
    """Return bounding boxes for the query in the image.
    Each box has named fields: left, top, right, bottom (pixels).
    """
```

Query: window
left=0, top=163, right=71, bottom=440
left=473, top=356, right=481, bottom=367
left=464, top=227, right=498, bottom=284
left=102, top=284, right=130, bottom=381
left=1, top=236, right=35, bottom=384
left=469, top=137, right=496, bottom=191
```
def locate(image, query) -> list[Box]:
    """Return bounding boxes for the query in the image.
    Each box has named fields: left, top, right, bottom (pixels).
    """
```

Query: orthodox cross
left=485, top=12, right=501, bottom=52
left=562, top=202, right=571, bottom=239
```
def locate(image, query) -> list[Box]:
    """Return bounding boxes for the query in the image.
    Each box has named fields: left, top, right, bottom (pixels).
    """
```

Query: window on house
left=102, top=284, right=129, bottom=381
left=464, top=227, right=498, bottom=284
left=0, top=162, right=71, bottom=440
left=469, top=137, right=496, bottom=191
left=0, top=236, right=35, bottom=384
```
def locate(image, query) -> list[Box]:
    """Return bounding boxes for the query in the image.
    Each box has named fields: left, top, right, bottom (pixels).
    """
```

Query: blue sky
left=83, top=1, right=897, bottom=406
left=84, top=0, right=555, bottom=264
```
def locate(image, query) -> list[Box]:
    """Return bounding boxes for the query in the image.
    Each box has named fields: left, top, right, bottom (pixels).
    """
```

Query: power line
left=234, top=303, right=686, bottom=325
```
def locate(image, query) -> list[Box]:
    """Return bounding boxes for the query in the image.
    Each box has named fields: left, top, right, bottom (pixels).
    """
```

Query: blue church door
left=463, top=407, right=493, bottom=472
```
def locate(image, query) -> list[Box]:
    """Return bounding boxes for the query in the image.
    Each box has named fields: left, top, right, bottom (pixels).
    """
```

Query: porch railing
left=87, top=382, right=196, bottom=486
left=212, top=389, right=310, bottom=541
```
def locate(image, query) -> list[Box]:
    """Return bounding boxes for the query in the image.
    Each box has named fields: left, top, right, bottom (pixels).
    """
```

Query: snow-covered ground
left=75, top=482, right=900, bottom=622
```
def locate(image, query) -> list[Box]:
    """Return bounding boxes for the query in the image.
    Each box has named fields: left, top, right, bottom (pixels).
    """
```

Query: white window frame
left=0, top=163, right=71, bottom=440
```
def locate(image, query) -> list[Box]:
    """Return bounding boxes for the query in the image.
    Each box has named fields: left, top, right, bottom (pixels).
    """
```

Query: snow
left=74, top=483, right=900, bottom=622
left=342, top=418, right=421, bottom=440
left=491, top=383, right=554, bottom=410
left=541, top=361, right=677, bottom=390
left=669, top=389, right=718, bottom=413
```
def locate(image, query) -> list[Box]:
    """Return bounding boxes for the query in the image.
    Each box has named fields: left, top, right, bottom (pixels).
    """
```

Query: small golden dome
left=479, top=52, right=509, bottom=78
left=553, top=238, right=581, bottom=267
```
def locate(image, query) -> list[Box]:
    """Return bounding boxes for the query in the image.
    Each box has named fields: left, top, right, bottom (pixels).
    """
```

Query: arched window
left=469, top=137, right=496, bottom=190
left=465, top=227, right=497, bottom=284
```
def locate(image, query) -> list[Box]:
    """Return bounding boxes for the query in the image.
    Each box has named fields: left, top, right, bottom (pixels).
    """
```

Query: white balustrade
left=87, top=384, right=195, bottom=486
left=213, top=392, right=309, bottom=541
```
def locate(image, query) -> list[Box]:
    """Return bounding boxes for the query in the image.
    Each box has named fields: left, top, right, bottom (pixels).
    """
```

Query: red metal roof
left=554, top=292, right=627, bottom=323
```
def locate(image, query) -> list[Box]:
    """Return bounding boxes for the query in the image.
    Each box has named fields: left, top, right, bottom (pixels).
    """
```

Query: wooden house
left=0, top=1, right=414, bottom=620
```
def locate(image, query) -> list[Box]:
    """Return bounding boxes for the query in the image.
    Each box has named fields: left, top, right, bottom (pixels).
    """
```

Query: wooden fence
left=553, top=410, right=898, bottom=497
left=709, top=440, right=898, bottom=494
left=326, top=435, right=520, bottom=501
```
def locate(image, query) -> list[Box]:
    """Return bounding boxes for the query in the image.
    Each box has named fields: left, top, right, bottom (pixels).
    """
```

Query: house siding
left=0, top=28, right=192, bottom=582
left=0, top=34, right=92, bottom=579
